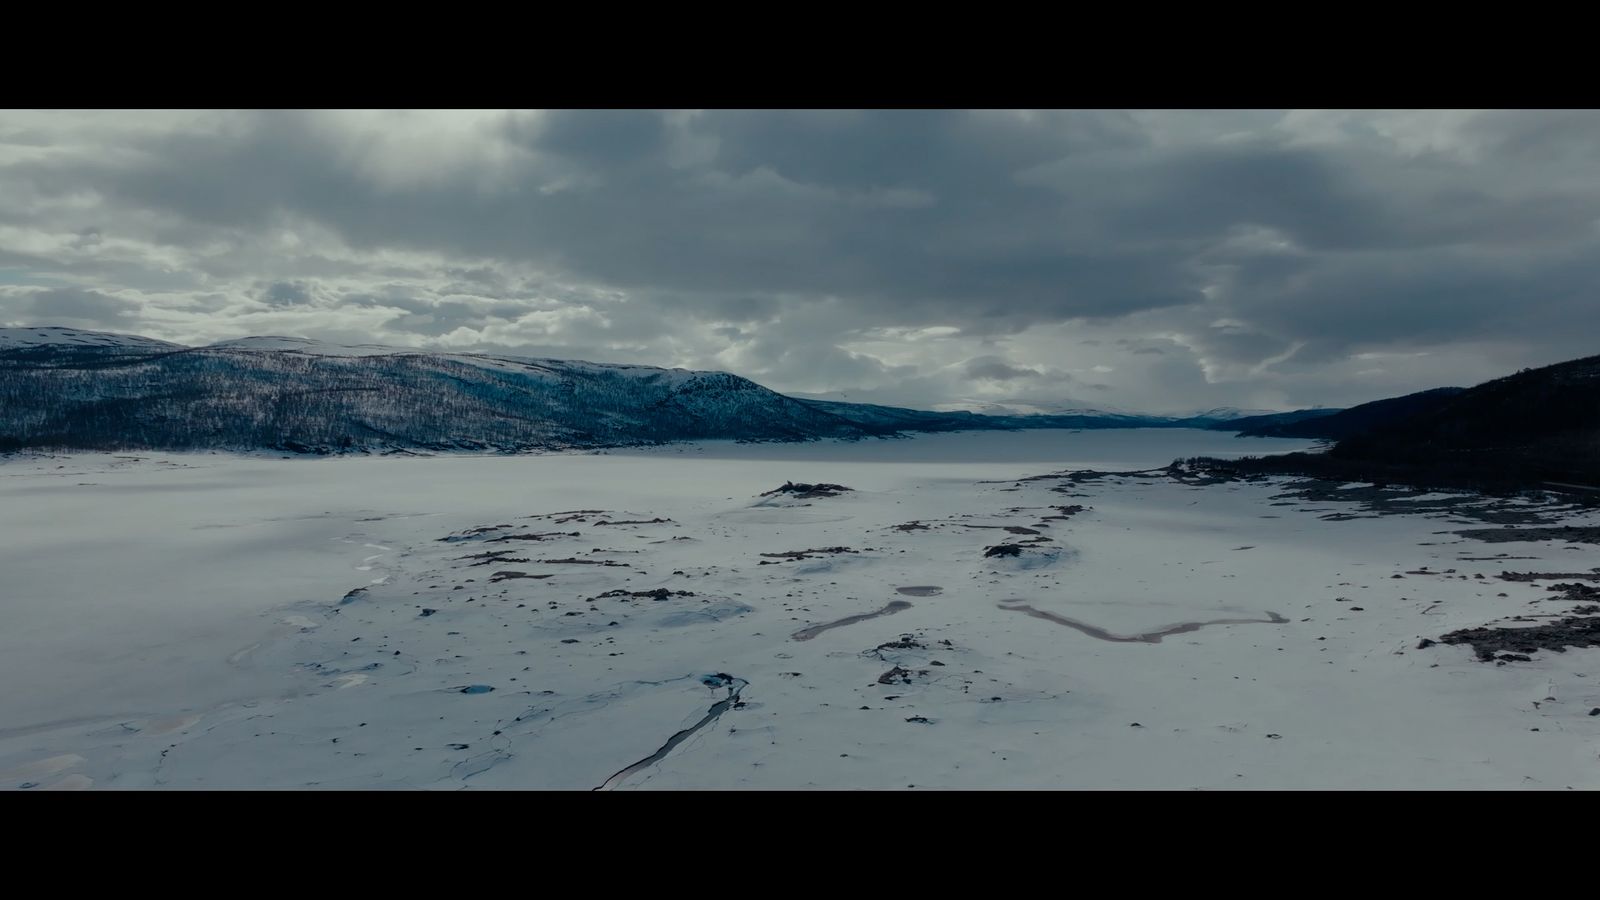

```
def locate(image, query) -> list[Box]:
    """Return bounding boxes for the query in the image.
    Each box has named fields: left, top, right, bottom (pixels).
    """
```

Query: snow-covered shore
left=3, top=429, right=1597, bottom=790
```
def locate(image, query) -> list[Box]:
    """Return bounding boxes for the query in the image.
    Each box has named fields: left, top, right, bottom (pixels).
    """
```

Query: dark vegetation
left=1186, top=353, right=1600, bottom=496
left=1234, top=388, right=1465, bottom=440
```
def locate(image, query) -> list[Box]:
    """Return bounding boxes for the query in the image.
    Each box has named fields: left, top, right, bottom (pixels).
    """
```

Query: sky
left=2, top=109, right=1597, bottom=414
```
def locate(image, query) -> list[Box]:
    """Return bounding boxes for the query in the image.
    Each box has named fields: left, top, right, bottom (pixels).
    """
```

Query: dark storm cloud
left=511, top=109, right=669, bottom=165
left=259, top=280, right=314, bottom=307
left=30, top=111, right=1198, bottom=328
left=3, top=109, right=1598, bottom=410
left=23, top=287, right=136, bottom=321
left=1463, top=109, right=1600, bottom=162
left=965, top=356, right=1043, bottom=381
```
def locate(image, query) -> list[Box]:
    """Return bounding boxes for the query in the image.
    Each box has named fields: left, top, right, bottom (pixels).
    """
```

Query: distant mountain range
left=0, top=326, right=1323, bottom=454
left=57, top=324, right=1600, bottom=463
left=932, top=398, right=1284, bottom=422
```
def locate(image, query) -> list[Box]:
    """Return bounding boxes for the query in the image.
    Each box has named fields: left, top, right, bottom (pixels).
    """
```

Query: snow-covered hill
left=936, top=398, right=1294, bottom=424
left=0, top=325, right=183, bottom=352
left=1178, top=406, right=1280, bottom=421
left=0, top=327, right=1305, bottom=454
left=934, top=398, right=1143, bottom=418
left=0, top=328, right=878, bottom=453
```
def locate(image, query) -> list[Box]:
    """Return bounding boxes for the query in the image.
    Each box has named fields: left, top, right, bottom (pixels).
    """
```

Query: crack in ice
left=998, top=600, right=1287, bottom=643
left=593, top=674, right=747, bottom=791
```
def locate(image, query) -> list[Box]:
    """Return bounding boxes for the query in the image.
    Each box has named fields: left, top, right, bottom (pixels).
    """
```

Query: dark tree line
left=1185, top=352, right=1600, bottom=494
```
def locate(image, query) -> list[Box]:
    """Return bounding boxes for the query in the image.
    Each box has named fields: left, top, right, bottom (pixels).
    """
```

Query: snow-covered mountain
left=933, top=398, right=1142, bottom=418
left=0, top=328, right=884, bottom=453
left=0, top=325, right=183, bottom=353
left=936, top=398, right=1296, bottom=424
left=204, top=335, right=403, bottom=356
left=0, top=327, right=1308, bottom=453
left=1177, top=406, right=1280, bottom=421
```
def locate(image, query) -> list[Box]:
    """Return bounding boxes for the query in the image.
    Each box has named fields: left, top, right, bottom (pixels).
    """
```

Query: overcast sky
left=2, top=109, right=1596, bottom=413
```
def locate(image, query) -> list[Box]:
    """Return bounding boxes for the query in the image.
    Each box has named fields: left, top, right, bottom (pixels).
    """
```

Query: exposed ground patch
left=1455, top=526, right=1600, bottom=545
left=760, top=481, right=853, bottom=499
left=1434, top=582, right=1600, bottom=662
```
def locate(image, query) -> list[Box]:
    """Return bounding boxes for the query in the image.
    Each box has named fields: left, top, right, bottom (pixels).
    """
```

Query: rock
left=877, top=666, right=913, bottom=685
left=875, top=634, right=926, bottom=651
left=1440, top=594, right=1600, bottom=661
left=593, top=587, right=695, bottom=601
left=760, top=481, right=853, bottom=499
left=760, top=547, right=856, bottom=561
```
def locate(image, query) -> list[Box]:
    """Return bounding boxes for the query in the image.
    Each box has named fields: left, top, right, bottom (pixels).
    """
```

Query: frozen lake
left=3, top=428, right=1598, bottom=790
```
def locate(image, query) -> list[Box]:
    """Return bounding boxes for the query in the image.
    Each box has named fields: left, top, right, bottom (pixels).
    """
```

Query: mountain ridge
left=1237, top=387, right=1466, bottom=440
left=1189, top=353, right=1600, bottom=493
left=0, top=327, right=1355, bottom=454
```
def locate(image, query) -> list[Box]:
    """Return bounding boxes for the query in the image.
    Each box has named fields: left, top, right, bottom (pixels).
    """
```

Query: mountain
left=1331, top=355, right=1600, bottom=485
left=933, top=398, right=1143, bottom=418
left=1189, top=354, right=1600, bottom=492
left=0, top=327, right=1360, bottom=454
left=0, top=325, right=183, bottom=353
left=793, top=399, right=996, bottom=433
left=1180, top=406, right=1280, bottom=421
left=1209, top=407, right=1344, bottom=434
left=930, top=399, right=1303, bottom=430
left=0, top=328, right=884, bottom=453
left=1237, top=387, right=1465, bottom=440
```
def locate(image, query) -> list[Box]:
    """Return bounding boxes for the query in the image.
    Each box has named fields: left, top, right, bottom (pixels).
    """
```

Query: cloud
left=0, top=286, right=136, bottom=324
left=1, top=109, right=1595, bottom=412
left=965, top=355, right=1043, bottom=381
left=259, top=280, right=315, bottom=307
